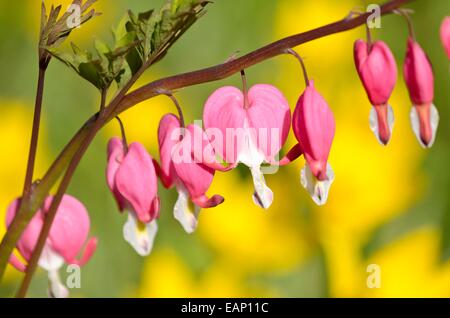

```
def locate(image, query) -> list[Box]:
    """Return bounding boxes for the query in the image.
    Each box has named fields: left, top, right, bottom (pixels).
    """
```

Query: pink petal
left=441, top=17, right=450, bottom=59
left=157, top=114, right=181, bottom=188
left=203, top=86, right=246, bottom=163
left=44, top=195, right=91, bottom=264
left=9, top=253, right=26, bottom=272
left=354, top=40, right=398, bottom=105
left=410, top=103, right=439, bottom=148
left=370, top=104, right=394, bottom=145
left=115, top=142, right=159, bottom=223
left=247, top=84, right=291, bottom=161
left=6, top=198, right=44, bottom=262
left=293, top=81, right=335, bottom=181
left=70, top=237, right=98, bottom=267
left=403, top=38, right=434, bottom=105
left=106, top=137, right=127, bottom=211
left=174, top=124, right=216, bottom=199
left=270, top=143, right=303, bottom=166
left=192, top=194, right=225, bottom=209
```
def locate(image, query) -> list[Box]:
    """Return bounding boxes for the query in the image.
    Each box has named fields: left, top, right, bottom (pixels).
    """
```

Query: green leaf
left=78, top=62, right=104, bottom=89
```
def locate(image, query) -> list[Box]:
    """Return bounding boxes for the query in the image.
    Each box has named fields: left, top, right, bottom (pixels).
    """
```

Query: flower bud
left=292, top=80, right=335, bottom=205
left=403, top=38, right=439, bottom=148
left=354, top=40, right=397, bottom=145
left=106, top=138, right=160, bottom=256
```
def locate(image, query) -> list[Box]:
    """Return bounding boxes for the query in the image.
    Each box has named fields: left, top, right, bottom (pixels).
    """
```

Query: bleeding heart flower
left=106, top=138, right=160, bottom=256
left=203, top=84, right=291, bottom=209
left=292, top=80, right=336, bottom=206
left=441, top=17, right=450, bottom=59
left=403, top=37, right=439, bottom=148
left=6, top=195, right=97, bottom=298
left=156, top=113, right=224, bottom=233
left=354, top=39, right=398, bottom=145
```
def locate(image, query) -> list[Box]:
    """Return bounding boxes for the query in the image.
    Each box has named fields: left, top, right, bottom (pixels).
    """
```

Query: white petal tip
left=410, top=104, right=439, bottom=149
left=300, top=163, right=334, bottom=206
left=369, top=105, right=394, bottom=146
left=123, top=213, right=157, bottom=256
left=48, top=271, right=69, bottom=298
left=174, top=189, right=200, bottom=234
left=250, top=167, right=274, bottom=210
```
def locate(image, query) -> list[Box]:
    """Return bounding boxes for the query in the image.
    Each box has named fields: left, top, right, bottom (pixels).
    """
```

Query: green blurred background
left=0, top=0, right=449, bottom=297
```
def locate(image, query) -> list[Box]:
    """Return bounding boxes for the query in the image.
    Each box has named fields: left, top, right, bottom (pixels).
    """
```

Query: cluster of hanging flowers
left=102, top=50, right=336, bottom=257
left=354, top=11, right=445, bottom=147
left=5, top=13, right=449, bottom=297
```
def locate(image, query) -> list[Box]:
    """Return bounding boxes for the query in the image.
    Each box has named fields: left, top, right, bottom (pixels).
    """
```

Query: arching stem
left=366, top=23, right=373, bottom=53
left=394, top=9, right=416, bottom=40
left=115, top=116, right=129, bottom=153
left=286, top=48, right=309, bottom=86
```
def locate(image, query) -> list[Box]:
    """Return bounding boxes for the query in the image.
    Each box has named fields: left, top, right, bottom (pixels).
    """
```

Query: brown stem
left=119, top=1, right=413, bottom=113
left=15, top=36, right=165, bottom=297
left=159, top=91, right=186, bottom=129
left=15, top=88, right=109, bottom=298
left=0, top=0, right=414, bottom=288
left=395, top=9, right=416, bottom=40
left=115, top=116, right=129, bottom=153
left=16, top=115, right=103, bottom=298
left=240, top=70, right=250, bottom=109
left=99, top=89, right=107, bottom=112
left=366, top=23, right=373, bottom=52
left=285, top=49, right=309, bottom=86
left=22, top=66, right=47, bottom=198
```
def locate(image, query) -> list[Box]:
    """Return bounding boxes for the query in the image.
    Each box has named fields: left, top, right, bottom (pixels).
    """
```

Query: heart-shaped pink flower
left=106, top=138, right=160, bottom=256
left=354, top=39, right=398, bottom=145
left=6, top=195, right=97, bottom=298
left=203, top=84, right=291, bottom=209
left=156, top=114, right=224, bottom=233
left=293, top=80, right=335, bottom=206
left=403, top=37, right=439, bottom=148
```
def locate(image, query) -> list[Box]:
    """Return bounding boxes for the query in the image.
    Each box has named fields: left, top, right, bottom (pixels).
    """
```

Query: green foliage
left=47, top=40, right=135, bottom=90
left=39, top=0, right=99, bottom=64
left=46, top=0, right=209, bottom=91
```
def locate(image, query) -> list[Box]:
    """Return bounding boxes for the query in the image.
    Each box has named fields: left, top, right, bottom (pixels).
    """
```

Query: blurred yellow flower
left=200, top=171, right=310, bottom=273
left=365, top=228, right=450, bottom=297
left=138, top=248, right=275, bottom=297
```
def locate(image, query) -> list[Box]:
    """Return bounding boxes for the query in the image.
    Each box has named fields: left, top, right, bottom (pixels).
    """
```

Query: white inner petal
left=369, top=105, right=394, bottom=145
left=410, top=104, right=439, bottom=148
left=237, top=120, right=273, bottom=209
left=39, top=244, right=65, bottom=272
left=47, top=269, right=69, bottom=298
left=300, top=163, right=335, bottom=206
left=250, top=167, right=274, bottom=210
left=174, top=188, right=200, bottom=234
left=123, top=212, right=158, bottom=256
left=236, top=123, right=265, bottom=168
